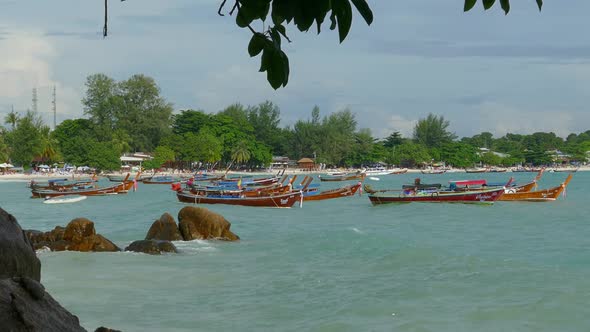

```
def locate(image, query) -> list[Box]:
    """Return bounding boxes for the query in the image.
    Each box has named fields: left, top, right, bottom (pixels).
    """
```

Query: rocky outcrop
left=178, top=206, right=239, bottom=241
left=25, top=218, right=120, bottom=252
left=0, top=207, right=87, bottom=331
left=0, top=277, right=86, bottom=332
left=145, top=213, right=183, bottom=241
left=124, top=240, right=178, bottom=255
left=0, top=208, right=41, bottom=281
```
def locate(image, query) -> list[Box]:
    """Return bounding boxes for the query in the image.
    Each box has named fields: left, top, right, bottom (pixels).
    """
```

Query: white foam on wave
left=173, top=240, right=218, bottom=253
left=350, top=227, right=365, bottom=235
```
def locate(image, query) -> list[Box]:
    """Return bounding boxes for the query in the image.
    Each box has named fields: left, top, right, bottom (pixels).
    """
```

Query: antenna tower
left=32, top=88, right=38, bottom=113
left=52, top=86, right=57, bottom=130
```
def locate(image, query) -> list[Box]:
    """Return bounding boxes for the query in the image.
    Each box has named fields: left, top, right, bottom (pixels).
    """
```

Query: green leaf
left=536, top=0, right=543, bottom=11
left=259, top=47, right=271, bottom=72
left=329, top=11, right=337, bottom=31
left=332, top=0, right=353, bottom=43
left=270, top=28, right=281, bottom=48
left=350, top=0, right=373, bottom=25
left=274, top=24, right=289, bottom=41
left=248, top=33, right=266, bottom=57
left=464, top=0, right=477, bottom=11
left=266, top=49, right=285, bottom=89
left=500, top=0, right=510, bottom=14
left=281, top=51, right=290, bottom=87
left=482, top=0, right=496, bottom=10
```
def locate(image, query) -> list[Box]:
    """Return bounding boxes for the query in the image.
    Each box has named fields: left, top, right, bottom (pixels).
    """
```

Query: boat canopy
left=448, top=179, right=487, bottom=190
left=449, top=179, right=487, bottom=186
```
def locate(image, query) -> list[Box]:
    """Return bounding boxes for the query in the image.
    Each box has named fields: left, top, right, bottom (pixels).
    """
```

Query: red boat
left=303, top=182, right=362, bottom=201
left=31, top=174, right=136, bottom=198
left=175, top=190, right=302, bottom=208
left=365, top=186, right=504, bottom=204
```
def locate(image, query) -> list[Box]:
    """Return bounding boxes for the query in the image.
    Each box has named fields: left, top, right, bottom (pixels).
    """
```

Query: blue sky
left=1, top=0, right=589, bottom=139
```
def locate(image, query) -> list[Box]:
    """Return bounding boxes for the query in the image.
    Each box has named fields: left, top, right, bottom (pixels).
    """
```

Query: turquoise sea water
left=1, top=172, right=589, bottom=332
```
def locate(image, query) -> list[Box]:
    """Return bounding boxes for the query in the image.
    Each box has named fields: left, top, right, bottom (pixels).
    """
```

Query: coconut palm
left=4, top=111, right=19, bottom=130
left=0, top=134, right=10, bottom=162
left=231, top=141, right=251, bottom=166
left=39, top=126, right=60, bottom=163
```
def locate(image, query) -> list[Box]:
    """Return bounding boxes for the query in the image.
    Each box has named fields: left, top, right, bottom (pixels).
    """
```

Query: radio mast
left=52, top=86, right=57, bottom=130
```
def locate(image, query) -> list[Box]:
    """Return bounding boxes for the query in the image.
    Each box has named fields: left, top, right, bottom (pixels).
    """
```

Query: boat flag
left=133, top=178, right=138, bottom=192
left=237, top=177, right=242, bottom=189
left=299, top=191, right=303, bottom=208
left=358, top=182, right=363, bottom=196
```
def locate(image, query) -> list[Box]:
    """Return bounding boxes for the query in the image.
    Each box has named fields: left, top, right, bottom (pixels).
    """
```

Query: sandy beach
left=1, top=166, right=587, bottom=182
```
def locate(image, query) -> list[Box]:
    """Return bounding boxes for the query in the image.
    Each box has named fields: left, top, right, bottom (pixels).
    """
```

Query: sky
left=1, top=0, right=590, bottom=140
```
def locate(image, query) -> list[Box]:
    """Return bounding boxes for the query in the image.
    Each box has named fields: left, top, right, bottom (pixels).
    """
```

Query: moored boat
left=365, top=185, right=504, bottom=204
left=499, top=174, right=573, bottom=202
left=31, top=174, right=136, bottom=198
left=175, top=190, right=302, bottom=208
left=319, top=171, right=366, bottom=182
left=303, top=182, right=362, bottom=201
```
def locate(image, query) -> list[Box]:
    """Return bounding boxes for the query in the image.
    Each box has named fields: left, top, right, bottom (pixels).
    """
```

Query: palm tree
left=39, top=126, right=60, bottom=163
left=4, top=111, right=19, bottom=130
left=0, top=134, right=10, bottom=162
left=231, top=141, right=251, bottom=166
left=413, top=113, right=457, bottom=148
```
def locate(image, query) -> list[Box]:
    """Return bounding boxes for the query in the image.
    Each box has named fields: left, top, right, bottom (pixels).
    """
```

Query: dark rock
left=0, top=208, right=41, bottom=281
left=25, top=219, right=120, bottom=252
left=178, top=206, right=240, bottom=241
left=95, top=327, right=121, bottom=332
left=124, top=240, right=178, bottom=255
left=64, top=218, right=96, bottom=243
left=145, top=212, right=183, bottom=241
left=0, top=277, right=86, bottom=332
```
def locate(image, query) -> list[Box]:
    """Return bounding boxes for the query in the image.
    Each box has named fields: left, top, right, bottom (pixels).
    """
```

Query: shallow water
left=1, top=172, right=589, bottom=331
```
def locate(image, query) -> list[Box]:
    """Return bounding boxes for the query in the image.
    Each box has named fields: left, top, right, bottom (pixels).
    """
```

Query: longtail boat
left=499, top=174, right=573, bottom=202
left=365, top=185, right=504, bottom=204
left=389, top=168, right=408, bottom=174
left=31, top=174, right=136, bottom=198
left=175, top=190, right=302, bottom=208
left=303, top=182, right=362, bottom=201
left=142, top=175, right=177, bottom=184
left=319, top=171, right=366, bottom=182
left=29, top=177, right=97, bottom=191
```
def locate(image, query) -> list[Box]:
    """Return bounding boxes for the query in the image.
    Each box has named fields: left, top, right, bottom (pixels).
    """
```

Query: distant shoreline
left=0, top=166, right=586, bottom=182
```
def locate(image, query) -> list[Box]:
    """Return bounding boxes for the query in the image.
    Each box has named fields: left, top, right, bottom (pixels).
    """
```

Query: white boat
left=43, top=195, right=87, bottom=204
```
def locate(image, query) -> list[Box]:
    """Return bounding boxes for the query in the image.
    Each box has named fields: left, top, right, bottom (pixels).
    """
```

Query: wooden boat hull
left=368, top=187, right=504, bottom=204
left=176, top=191, right=302, bottom=207
left=303, top=183, right=361, bottom=201
left=499, top=174, right=572, bottom=201
left=389, top=169, right=408, bottom=174
left=32, top=181, right=134, bottom=198
left=319, top=173, right=366, bottom=182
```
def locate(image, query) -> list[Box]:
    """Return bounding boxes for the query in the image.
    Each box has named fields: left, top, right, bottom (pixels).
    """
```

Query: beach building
left=297, top=157, right=316, bottom=171
left=120, top=153, right=152, bottom=170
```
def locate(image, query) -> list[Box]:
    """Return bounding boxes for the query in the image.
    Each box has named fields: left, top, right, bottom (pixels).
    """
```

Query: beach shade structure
left=0, top=163, right=8, bottom=168
left=6, top=163, right=14, bottom=168
left=38, top=164, right=50, bottom=169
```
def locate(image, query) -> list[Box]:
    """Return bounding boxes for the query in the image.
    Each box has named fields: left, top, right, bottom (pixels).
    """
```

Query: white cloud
left=0, top=31, right=82, bottom=127
left=473, top=102, right=576, bottom=138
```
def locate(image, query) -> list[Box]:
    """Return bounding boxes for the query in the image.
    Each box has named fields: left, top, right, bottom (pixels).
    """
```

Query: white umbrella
left=38, top=165, right=50, bottom=169
left=6, top=163, right=13, bottom=168
left=0, top=163, right=7, bottom=168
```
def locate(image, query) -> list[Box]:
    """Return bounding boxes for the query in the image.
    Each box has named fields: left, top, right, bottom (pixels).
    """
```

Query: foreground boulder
left=25, top=218, right=120, bottom=252
left=0, top=208, right=41, bottom=281
left=124, top=240, right=178, bottom=255
left=178, top=206, right=239, bottom=241
left=0, top=277, right=86, bottom=332
left=145, top=213, right=183, bottom=241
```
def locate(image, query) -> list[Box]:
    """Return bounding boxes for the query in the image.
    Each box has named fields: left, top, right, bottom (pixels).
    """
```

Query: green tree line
left=1, top=73, right=588, bottom=171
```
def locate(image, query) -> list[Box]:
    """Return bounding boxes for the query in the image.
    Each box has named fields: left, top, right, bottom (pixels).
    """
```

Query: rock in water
left=25, top=218, right=120, bottom=252
left=145, top=213, right=183, bottom=241
left=0, top=208, right=41, bottom=281
left=178, top=206, right=240, bottom=241
left=124, top=240, right=178, bottom=255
